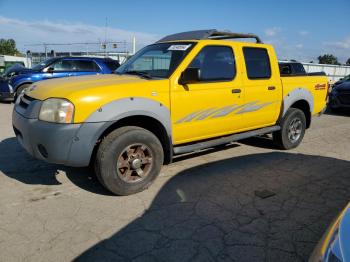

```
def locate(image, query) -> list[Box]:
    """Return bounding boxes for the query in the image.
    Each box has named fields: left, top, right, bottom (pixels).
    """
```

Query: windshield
left=31, top=58, right=57, bottom=71
left=2, top=63, right=24, bottom=77
left=116, top=42, right=196, bottom=78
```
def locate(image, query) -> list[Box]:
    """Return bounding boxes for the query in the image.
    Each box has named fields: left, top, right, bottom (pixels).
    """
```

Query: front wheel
left=273, top=108, right=306, bottom=150
left=94, top=126, right=164, bottom=196
left=14, top=83, right=31, bottom=102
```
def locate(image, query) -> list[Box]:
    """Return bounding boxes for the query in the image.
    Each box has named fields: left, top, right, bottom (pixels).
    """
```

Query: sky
left=0, top=0, right=349, bottom=63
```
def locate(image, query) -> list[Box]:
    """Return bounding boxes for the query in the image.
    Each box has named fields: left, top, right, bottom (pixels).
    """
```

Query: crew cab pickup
left=12, top=30, right=329, bottom=195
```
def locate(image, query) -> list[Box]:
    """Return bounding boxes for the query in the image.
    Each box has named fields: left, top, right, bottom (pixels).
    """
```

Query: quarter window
left=188, top=46, right=236, bottom=81
left=243, top=47, right=271, bottom=79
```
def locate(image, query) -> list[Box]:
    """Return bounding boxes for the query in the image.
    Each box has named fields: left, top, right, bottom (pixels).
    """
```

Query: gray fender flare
left=85, top=97, right=171, bottom=134
left=68, top=97, right=172, bottom=166
left=282, top=87, right=314, bottom=116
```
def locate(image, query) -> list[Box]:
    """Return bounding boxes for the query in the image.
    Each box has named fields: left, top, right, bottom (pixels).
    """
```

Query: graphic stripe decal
left=176, top=101, right=274, bottom=124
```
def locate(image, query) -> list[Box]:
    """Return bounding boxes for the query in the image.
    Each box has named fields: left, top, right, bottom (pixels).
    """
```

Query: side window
left=71, top=60, right=100, bottom=72
left=243, top=47, right=271, bottom=79
left=291, top=63, right=306, bottom=75
left=104, top=60, right=120, bottom=71
left=52, top=60, right=74, bottom=71
left=188, top=46, right=235, bottom=81
left=279, top=64, right=292, bottom=75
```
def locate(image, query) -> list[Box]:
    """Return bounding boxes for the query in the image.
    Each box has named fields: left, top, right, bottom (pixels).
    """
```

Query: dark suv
left=0, top=56, right=120, bottom=101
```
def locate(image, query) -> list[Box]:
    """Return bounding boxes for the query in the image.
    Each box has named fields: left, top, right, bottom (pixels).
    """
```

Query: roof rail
left=157, top=29, right=263, bottom=43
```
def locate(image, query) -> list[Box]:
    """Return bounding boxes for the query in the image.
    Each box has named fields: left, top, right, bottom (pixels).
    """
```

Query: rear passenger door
left=68, top=59, right=101, bottom=76
left=241, top=46, right=282, bottom=129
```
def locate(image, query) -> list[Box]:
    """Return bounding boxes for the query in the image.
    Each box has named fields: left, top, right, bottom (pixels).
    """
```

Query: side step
left=173, top=125, right=281, bottom=155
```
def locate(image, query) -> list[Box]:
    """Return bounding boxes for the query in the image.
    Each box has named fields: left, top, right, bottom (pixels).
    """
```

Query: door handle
left=268, top=86, right=276, bottom=90
left=232, top=89, right=241, bottom=94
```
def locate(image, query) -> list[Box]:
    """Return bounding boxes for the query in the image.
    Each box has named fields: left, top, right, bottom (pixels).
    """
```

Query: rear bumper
left=12, top=108, right=107, bottom=167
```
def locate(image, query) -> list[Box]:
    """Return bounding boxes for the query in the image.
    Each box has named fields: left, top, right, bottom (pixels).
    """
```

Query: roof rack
left=157, top=29, right=263, bottom=44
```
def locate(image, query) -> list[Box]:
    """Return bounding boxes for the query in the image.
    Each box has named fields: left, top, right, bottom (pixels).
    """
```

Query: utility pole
left=132, top=36, right=136, bottom=55
left=104, top=17, right=108, bottom=57
left=44, top=43, right=47, bottom=58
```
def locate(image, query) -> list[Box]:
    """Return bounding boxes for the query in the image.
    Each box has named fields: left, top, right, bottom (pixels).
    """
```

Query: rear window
left=291, top=63, right=306, bottom=75
left=72, top=60, right=100, bottom=71
left=104, top=60, right=120, bottom=71
left=243, top=47, right=271, bottom=79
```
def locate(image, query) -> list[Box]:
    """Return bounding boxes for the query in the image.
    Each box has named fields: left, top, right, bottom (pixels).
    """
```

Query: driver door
left=171, top=45, right=245, bottom=145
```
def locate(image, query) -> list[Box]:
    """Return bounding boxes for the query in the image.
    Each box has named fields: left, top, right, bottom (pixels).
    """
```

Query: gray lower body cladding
left=12, top=109, right=106, bottom=167
left=173, top=125, right=281, bottom=155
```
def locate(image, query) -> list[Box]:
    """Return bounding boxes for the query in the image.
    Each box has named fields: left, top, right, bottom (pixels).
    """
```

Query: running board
left=173, top=125, right=281, bottom=155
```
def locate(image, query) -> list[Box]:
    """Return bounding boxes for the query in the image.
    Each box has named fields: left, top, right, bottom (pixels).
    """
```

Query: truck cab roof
left=157, top=29, right=263, bottom=44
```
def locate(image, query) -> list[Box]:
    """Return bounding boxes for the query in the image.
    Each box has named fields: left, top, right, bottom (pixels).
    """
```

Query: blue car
left=310, top=202, right=350, bottom=262
left=0, top=56, right=120, bottom=101
left=329, top=81, right=350, bottom=111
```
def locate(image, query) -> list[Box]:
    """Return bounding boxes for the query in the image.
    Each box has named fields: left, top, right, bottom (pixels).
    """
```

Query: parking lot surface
left=0, top=102, right=350, bottom=262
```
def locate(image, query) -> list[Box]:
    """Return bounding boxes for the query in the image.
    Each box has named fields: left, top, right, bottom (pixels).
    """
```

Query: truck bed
left=281, top=75, right=329, bottom=115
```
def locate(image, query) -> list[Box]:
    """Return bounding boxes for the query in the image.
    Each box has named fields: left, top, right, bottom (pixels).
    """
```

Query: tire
left=94, top=126, right=164, bottom=196
left=273, top=108, right=306, bottom=150
left=14, top=83, right=31, bottom=101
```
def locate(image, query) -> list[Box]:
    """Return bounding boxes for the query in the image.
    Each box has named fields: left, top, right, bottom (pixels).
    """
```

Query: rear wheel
left=94, top=126, right=164, bottom=195
left=273, top=108, right=306, bottom=150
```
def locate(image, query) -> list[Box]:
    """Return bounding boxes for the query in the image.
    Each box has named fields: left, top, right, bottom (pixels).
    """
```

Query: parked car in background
left=333, top=74, right=350, bottom=86
left=0, top=55, right=30, bottom=75
left=279, top=61, right=326, bottom=77
left=0, top=56, right=120, bottom=101
left=309, top=202, right=350, bottom=262
left=329, top=81, right=350, bottom=111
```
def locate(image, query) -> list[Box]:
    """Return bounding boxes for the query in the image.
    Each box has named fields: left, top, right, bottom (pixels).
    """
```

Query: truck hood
left=26, top=74, right=149, bottom=100
left=24, top=74, right=169, bottom=122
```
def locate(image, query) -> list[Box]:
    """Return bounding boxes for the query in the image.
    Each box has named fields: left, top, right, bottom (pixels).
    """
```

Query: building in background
left=0, top=55, right=31, bottom=74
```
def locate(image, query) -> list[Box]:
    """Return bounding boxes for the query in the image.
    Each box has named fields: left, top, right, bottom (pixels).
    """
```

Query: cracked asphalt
left=1, top=102, right=350, bottom=262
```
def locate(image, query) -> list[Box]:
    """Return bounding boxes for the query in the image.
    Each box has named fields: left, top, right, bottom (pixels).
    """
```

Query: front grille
left=338, top=94, right=350, bottom=105
left=19, top=94, right=36, bottom=109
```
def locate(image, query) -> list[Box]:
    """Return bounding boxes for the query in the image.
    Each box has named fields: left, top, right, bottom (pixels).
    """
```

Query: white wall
left=302, top=63, right=350, bottom=83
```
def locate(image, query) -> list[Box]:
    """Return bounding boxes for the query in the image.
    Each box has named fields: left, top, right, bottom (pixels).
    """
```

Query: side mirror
left=46, top=67, right=54, bottom=73
left=178, top=68, right=200, bottom=85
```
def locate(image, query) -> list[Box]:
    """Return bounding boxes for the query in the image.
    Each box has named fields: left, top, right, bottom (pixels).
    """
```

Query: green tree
left=317, top=54, right=340, bottom=65
left=346, top=58, right=350, bottom=65
left=0, top=39, right=20, bottom=56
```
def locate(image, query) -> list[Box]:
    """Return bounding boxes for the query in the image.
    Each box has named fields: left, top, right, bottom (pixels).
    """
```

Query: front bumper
left=329, top=92, right=350, bottom=109
left=0, top=91, right=15, bottom=101
left=12, top=99, right=107, bottom=167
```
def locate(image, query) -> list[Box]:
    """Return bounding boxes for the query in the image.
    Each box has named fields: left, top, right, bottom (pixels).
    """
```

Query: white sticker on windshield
left=167, top=44, right=191, bottom=51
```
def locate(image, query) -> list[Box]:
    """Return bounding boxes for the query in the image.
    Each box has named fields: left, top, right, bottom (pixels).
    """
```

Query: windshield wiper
left=123, top=70, right=153, bottom=79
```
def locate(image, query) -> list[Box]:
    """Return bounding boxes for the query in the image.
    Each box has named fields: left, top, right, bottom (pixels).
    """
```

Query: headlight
left=8, top=83, right=14, bottom=93
left=39, top=98, right=74, bottom=123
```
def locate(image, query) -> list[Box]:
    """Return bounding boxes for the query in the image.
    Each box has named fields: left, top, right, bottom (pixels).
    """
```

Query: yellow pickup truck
left=12, top=30, right=328, bottom=195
